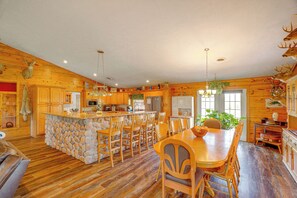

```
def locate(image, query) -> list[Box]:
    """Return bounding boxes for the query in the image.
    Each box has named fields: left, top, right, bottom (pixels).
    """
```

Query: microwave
left=87, top=100, right=98, bottom=106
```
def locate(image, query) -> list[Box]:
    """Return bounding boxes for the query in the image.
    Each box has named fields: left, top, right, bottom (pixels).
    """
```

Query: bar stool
left=97, top=116, right=124, bottom=168
left=180, top=118, right=190, bottom=131
left=123, top=114, right=144, bottom=157
left=157, top=112, right=166, bottom=123
left=170, top=119, right=182, bottom=136
left=142, top=113, right=156, bottom=150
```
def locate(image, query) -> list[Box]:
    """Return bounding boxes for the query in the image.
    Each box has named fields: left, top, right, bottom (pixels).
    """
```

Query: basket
left=191, top=126, right=209, bottom=137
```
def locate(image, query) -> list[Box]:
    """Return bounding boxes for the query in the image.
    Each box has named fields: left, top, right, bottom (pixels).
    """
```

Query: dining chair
left=158, top=112, right=166, bottom=123
left=123, top=114, right=144, bottom=158
left=203, top=118, right=222, bottom=129
left=204, top=121, right=244, bottom=198
left=160, top=138, right=205, bottom=198
left=142, top=113, right=156, bottom=150
left=97, top=116, right=124, bottom=167
left=155, top=122, right=169, bottom=181
left=180, top=118, right=190, bottom=131
left=170, top=119, right=182, bottom=135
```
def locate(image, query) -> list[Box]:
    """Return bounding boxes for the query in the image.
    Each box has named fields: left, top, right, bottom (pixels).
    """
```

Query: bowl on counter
left=191, top=126, right=209, bottom=137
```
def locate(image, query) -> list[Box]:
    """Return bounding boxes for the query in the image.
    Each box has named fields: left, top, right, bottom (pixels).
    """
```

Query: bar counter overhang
left=44, top=111, right=156, bottom=164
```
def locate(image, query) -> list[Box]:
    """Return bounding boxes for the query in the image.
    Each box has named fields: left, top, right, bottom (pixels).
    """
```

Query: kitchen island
left=45, top=111, right=156, bottom=164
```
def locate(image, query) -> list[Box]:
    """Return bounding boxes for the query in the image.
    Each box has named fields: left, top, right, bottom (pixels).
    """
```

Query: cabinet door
left=288, top=144, right=292, bottom=169
left=283, top=139, right=288, bottom=163
left=51, top=88, right=63, bottom=105
left=38, top=104, right=50, bottom=135
left=110, top=94, right=117, bottom=104
left=292, top=83, right=296, bottom=115
left=123, top=93, right=129, bottom=105
left=38, top=87, right=50, bottom=105
left=117, top=93, right=124, bottom=104
left=287, top=84, right=291, bottom=113
left=293, top=146, right=297, bottom=177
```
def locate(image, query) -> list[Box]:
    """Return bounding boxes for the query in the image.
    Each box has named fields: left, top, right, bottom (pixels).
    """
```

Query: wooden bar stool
left=157, top=112, right=166, bottom=123
left=170, top=119, right=182, bottom=136
left=97, top=116, right=124, bottom=168
left=142, top=113, right=156, bottom=150
left=123, top=114, right=144, bottom=157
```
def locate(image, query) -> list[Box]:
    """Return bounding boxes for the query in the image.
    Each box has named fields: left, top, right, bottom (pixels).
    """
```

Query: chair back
left=158, top=112, right=166, bottom=123
left=203, top=118, right=221, bottom=129
left=170, top=119, right=182, bottom=135
left=155, top=123, right=169, bottom=141
left=160, top=139, right=196, bottom=180
left=132, top=114, right=144, bottom=131
left=110, top=116, right=124, bottom=136
left=145, top=113, right=156, bottom=129
left=180, top=118, right=190, bottom=131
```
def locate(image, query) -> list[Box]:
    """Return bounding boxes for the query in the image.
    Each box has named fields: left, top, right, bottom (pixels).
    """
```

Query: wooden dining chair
left=158, top=112, right=166, bottom=123
left=204, top=122, right=243, bottom=198
left=180, top=118, right=190, bottom=131
left=233, top=121, right=244, bottom=184
left=203, top=118, right=221, bottom=129
left=123, top=114, right=144, bottom=157
left=97, top=116, right=124, bottom=167
left=155, top=122, right=169, bottom=181
left=160, top=138, right=205, bottom=198
left=170, top=119, right=182, bottom=135
left=142, top=113, right=156, bottom=150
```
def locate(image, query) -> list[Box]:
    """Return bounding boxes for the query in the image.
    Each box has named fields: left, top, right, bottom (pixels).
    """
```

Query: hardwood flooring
left=10, top=137, right=297, bottom=198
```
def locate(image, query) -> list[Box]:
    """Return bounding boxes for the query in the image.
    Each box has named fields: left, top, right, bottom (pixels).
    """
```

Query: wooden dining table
left=153, top=127, right=235, bottom=196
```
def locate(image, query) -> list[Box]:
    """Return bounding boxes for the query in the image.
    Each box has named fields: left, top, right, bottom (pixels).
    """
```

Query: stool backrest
left=132, top=114, right=144, bottom=131
left=145, top=113, right=156, bottom=129
left=110, top=116, right=124, bottom=136
left=170, top=119, right=182, bottom=135
left=180, top=118, right=190, bottom=131
left=158, top=112, right=166, bottom=123
left=155, top=123, right=169, bottom=141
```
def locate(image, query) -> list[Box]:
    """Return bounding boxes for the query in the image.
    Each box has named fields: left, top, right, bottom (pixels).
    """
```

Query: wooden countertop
left=45, top=111, right=156, bottom=119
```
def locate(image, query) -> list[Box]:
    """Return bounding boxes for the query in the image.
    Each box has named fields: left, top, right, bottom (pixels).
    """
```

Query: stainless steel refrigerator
left=145, top=96, right=162, bottom=115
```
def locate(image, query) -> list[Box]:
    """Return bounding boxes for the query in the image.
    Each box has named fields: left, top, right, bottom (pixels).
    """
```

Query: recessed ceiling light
left=115, top=83, right=118, bottom=86
left=93, top=73, right=97, bottom=77
left=146, top=80, right=150, bottom=83
left=217, top=58, right=225, bottom=62
left=63, top=60, right=68, bottom=64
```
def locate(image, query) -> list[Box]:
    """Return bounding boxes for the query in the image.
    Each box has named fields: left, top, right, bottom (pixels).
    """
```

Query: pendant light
left=90, top=50, right=112, bottom=97
left=198, top=48, right=216, bottom=98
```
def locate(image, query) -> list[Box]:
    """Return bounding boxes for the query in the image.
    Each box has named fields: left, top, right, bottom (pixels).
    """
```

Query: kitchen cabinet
left=283, top=129, right=297, bottom=182
left=287, top=76, right=297, bottom=117
left=31, top=86, right=64, bottom=137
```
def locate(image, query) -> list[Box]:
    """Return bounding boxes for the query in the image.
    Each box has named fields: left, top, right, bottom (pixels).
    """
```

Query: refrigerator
left=145, top=96, right=162, bottom=115
left=171, top=96, right=194, bottom=127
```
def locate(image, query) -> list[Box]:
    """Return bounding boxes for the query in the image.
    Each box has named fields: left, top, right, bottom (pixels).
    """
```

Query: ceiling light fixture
left=146, top=80, right=150, bottom=83
left=115, top=83, right=118, bottom=86
left=90, top=50, right=112, bottom=97
left=198, top=48, right=216, bottom=98
left=63, top=60, right=68, bottom=64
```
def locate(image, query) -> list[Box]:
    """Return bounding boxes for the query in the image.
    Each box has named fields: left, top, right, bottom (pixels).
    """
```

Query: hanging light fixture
left=198, top=48, right=216, bottom=98
left=90, top=50, right=112, bottom=97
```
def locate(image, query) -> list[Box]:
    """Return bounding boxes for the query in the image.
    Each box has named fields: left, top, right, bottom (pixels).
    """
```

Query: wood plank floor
left=10, top=137, right=297, bottom=198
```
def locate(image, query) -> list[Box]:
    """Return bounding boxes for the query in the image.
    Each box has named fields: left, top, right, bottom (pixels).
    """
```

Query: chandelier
left=90, top=50, right=112, bottom=97
left=198, top=48, right=216, bottom=98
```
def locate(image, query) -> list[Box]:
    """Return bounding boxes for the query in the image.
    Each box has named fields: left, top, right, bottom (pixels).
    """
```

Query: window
left=200, top=95, right=215, bottom=117
left=224, top=92, right=241, bottom=119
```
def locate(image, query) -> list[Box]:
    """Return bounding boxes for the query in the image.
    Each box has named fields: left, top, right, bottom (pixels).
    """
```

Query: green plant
left=209, top=80, right=230, bottom=94
left=196, top=109, right=243, bottom=129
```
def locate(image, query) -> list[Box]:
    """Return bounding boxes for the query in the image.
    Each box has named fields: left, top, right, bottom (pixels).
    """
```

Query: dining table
left=153, top=127, right=235, bottom=197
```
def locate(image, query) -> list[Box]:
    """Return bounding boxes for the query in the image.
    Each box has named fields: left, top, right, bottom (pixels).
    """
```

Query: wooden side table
left=254, top=122, right=287, bottom=153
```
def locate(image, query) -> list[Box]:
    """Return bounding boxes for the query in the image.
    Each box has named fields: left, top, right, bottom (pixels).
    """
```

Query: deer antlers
left=282, top=23, right=294, bottom=33
left=278, top=41, right=297, bottom=49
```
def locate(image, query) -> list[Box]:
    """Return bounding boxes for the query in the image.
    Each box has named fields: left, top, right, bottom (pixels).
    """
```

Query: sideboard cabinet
left=283, top=129, right=297, bottom=182
left=31, top=86, right=64, bottom=137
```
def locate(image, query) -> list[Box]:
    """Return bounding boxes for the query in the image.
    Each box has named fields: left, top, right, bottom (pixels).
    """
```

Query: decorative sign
left=265, top=98, right=285, bottom=108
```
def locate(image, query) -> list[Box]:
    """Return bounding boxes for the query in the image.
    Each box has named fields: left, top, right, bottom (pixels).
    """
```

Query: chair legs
left=120, top=133, right=123, bottom=163
left=155, top=162, right=161, bottom=181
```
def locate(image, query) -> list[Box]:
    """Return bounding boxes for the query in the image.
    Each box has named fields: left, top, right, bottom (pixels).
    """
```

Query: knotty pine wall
left=168, top=77, right=287, bottom=143
left=0, top=42, right=99, bottom=139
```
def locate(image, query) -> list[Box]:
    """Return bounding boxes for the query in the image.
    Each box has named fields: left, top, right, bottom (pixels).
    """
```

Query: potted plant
left=196, top=109, right=243, bottom=130
left=209, top=80, right=230, bottom=94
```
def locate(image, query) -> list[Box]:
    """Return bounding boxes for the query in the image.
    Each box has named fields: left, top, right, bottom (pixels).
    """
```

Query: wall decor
left=0, top=64, right=6, bottom=74
left=265, top=98, right=284, bottom=108
left=22, top=60, right=36, bottom=79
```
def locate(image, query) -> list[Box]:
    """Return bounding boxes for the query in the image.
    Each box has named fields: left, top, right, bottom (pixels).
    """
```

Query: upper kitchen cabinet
left=287, top=75, right=297, bottom=117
